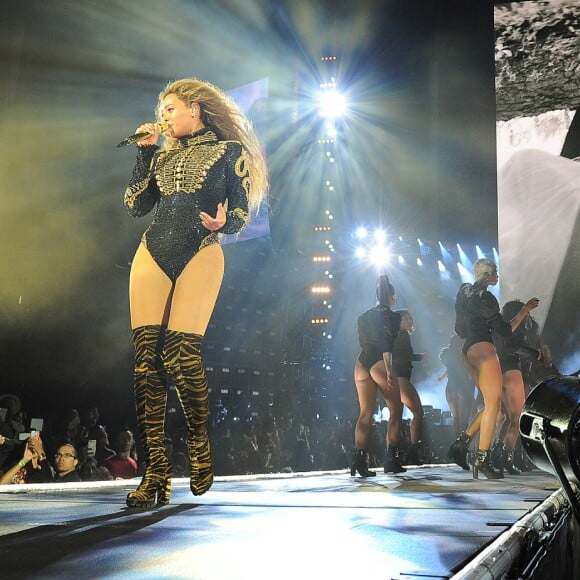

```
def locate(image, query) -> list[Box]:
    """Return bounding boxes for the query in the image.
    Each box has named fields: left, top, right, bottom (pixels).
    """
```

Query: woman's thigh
left=129, top=243, right=173, bottom=329
left=168, top=244, right=225, bottom=335
left=399, top=377, right=421, bottom=413
left=354, top=361, right=378, bottom=410
left=503, top=369, right=526, bottom=418
left=467, top=343, right=503, bottom=397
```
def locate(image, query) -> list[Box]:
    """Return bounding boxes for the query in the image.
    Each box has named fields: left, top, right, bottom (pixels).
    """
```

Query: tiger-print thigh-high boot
left=126, top=325, right=172, bottom=508
left=162, top=329, right=214, bottom=496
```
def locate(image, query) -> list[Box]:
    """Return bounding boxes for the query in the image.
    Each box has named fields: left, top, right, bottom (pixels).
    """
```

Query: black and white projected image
left=495, top=0, right=580, bottom=373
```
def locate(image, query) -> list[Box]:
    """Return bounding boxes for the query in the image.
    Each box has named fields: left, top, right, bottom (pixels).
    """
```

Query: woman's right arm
left=509, top=298, right=540, bottom=333
left=123, top=145, right=161, bottom=217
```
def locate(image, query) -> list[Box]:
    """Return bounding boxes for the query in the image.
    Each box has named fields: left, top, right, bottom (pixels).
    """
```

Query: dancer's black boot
left=126, top=325, right=172, bottom=508
left=163, top=329, right=214, bottom=496
left=490, top=441, right=505, bottom=474
left=350, top=449, right=376, bottom=477
left=473, top=449, right=504, bottom=480
left=448, top=432, right=471, bottom=470
left=384, top=447, right=406, bottom=474
left=503, top=451, right=521, bottom=475
left=406, top=441, right=424, bottom=465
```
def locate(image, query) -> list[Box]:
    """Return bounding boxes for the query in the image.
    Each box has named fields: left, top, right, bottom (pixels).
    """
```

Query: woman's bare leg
left=354, top=361, right=378, bottom=449
left=129, top=243, right=173, bottom=328
left=371, top=362, right=402, bottom=448
left=168, top=244, right=225, bottom=334
left=467, top=343, right=503, bottom=451
left=399, top=377, right=424, bottom=444
left=502, top=370, right=526, bottom=452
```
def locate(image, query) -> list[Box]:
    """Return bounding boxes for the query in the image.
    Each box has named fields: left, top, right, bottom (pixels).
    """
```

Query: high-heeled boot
left=350, top=448, right=376, bottom=477
left=384, top=447, right=406, bottom=474
left=448, top=432, right=471, bottom=470
left=406, top=441, right=424, bottom=465
left=473, top=449, right=504, bottom=480
left=163, top=329, right=214, bottom=496
left=126, top=325, right=172, bottom=508
left=490, top=441, right=505, bottom=471
left=503, top=451, right=521, bottom=475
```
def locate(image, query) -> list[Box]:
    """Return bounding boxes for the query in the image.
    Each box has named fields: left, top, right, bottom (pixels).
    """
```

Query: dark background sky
left=0, top=1, right=498, bottom=425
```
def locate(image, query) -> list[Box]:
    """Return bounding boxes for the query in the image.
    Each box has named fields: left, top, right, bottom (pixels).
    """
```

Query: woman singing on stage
left=123, top=78, right=267, bottom=507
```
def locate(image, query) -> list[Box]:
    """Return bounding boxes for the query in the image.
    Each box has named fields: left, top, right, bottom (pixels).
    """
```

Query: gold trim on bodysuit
left=155, top=139, right=229, bottom=195
left=235, top=149, right=251, bottom=197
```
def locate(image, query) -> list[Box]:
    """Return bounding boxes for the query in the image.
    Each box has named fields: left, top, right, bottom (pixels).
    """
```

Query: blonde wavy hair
left=473, top=258, right=497, bottom=282
left=157, top=78, right=268, bottom=213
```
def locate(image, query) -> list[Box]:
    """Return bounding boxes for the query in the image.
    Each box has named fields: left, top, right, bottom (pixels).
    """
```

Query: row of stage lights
left=306, top=55, right=343, bottom=353
left=352, top=227, right=499, bottom=281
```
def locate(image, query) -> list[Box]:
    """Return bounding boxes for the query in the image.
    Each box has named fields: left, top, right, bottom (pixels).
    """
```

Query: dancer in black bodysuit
left=124, top=78, right=267, bottom=507
left=352, top=275, right=404, bottom=477
left=449, top=259, right=538, bottom=479
left=393, top=310, right=427, bottom=464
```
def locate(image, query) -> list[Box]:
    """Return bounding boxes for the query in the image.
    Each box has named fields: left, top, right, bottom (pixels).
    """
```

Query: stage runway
left=0, top=465, right=560, bottom=579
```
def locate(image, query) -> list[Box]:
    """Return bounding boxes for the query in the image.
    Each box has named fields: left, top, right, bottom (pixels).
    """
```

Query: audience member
left=53, top=443, right=82, bottom=482
left=0, top=433, right=53, bottom=484
left=104, top=429, right=138, bottom=479
left=83, top=406, right=116, bottom=464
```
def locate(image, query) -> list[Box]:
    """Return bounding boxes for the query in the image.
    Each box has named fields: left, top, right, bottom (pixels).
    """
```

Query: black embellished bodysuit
left=124, top=128, right=251, bottom=282
left=357, top=306, right=402, bottom=372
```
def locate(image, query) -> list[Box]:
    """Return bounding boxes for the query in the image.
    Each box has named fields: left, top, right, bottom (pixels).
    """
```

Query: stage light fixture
left=520, top=375, right=580, bottom=524
left=356, top=227, right=368, bottom=239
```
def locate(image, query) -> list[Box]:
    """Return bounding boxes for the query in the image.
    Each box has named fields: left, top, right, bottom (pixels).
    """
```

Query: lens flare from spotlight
left=373, top=229, right=386, bottom=243
left=318, top=90, right=346, bottom=119
left=356, top=227, right=368, bottom=239
left=370, top=245, right=390, bottom=267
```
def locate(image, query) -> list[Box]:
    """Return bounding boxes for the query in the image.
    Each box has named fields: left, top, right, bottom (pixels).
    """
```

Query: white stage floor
left=0, top=465, right=561, bottom=579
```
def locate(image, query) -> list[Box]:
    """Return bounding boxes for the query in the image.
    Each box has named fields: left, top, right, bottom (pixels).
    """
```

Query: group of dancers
left=351, top=260, right=556, bottom=480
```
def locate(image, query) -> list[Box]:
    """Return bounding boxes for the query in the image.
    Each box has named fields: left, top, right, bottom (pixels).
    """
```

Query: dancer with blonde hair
left=449, top=259, right=538, bottom=479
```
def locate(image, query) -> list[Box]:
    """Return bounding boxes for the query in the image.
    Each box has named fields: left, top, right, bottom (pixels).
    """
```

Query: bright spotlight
left=417, top=258, right=423, bottom=266
left=437, top=260, right=446, bottom=272
left=369, top=245, right=390, bottom=266
left=398, top=255, right=405, bottom=265
left=355, top=247, right=366, bottom=259
left=373, top=229, right=386, bottom=243
left=356, top=227, right=368, bottom=239
left=318, top=90, right=346, bottom=119
left=476, top=245, right=485, bottom=259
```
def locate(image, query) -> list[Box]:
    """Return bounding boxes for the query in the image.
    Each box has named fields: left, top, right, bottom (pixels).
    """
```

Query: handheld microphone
left=116, top=121, right=168, bottom=148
